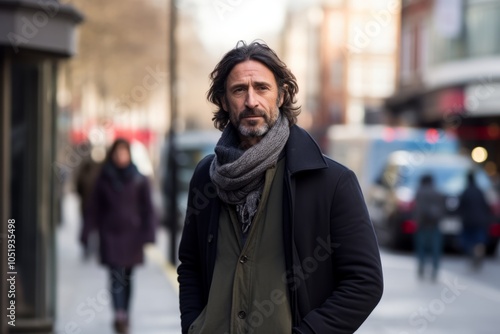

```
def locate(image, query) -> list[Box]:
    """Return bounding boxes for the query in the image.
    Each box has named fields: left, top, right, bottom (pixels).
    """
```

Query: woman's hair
left=207, top=40, right=301, bottom=130
left=105, top=138, right=131, bottom=164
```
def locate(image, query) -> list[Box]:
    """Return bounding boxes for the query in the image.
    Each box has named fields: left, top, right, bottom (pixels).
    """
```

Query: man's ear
left=279, top=86, right=286, bottom=107
left=221, top=97, right=228, bottom=112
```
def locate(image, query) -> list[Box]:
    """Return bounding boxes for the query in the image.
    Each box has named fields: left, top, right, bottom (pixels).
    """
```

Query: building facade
left=0, top=1, right=82, bottom=333
left=386, top=0, right=500, bottom=177
left=283, top=0, right=400, bottom=148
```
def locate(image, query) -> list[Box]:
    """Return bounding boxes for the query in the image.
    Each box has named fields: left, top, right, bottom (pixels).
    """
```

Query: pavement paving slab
left=56, top=192, right=181, bottom=334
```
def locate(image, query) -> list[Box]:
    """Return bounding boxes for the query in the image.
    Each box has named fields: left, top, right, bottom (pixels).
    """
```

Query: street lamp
left=167, top=0, right=179, bottom=265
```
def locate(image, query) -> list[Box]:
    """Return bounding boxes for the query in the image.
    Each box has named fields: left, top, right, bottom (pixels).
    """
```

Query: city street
left=56, top=192, right=500, bottom=334
left=56, top=192, right=181, bottom=334
left=357, top=248, right=500, bottom=334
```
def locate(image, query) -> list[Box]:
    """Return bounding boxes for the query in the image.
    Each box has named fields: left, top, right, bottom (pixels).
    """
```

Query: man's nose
left=245, top=88, right=258, bottom=109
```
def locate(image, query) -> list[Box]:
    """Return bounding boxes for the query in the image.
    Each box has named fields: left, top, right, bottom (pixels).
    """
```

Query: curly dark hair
left=207, top=40, right=301, bottom=131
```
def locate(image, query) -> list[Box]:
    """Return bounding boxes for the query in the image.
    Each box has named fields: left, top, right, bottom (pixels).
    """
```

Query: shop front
left=0, top=1, right=82, bottom=333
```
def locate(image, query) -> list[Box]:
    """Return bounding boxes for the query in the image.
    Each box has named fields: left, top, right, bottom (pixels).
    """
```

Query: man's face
left=223, top=60, right=284, bottom=140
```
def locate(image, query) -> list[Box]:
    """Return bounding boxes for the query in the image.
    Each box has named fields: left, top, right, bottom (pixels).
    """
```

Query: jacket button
left=239, top=255, right=248, bottom=264
left=238, top=311, right=246, bottom=319
left=208, top=234, right=214, bottom=243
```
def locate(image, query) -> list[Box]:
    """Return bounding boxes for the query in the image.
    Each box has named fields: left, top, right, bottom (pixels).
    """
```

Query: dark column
left=0, top=47, right=12, bottom=334
left=167, top=0, right=179, bottom=265
left=0, top=1, right=83, bottom=333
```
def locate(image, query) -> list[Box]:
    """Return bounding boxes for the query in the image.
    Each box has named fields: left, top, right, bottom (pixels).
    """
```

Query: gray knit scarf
left=209, top=114, right=289, bottom=233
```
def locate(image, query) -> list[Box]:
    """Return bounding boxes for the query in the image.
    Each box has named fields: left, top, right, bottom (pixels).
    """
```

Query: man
left=413, top=174, right=445, bottom=281
left=458, top=171, right=493, bottom=270
left=75, top=142, right=103, bottom=259
left=178, top=41, right=383, bottom=334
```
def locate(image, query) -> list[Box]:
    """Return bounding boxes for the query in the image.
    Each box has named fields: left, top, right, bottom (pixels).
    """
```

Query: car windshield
left=177, top=146, right=214, bottom=192
left=398, top=165, right=492, bottom=196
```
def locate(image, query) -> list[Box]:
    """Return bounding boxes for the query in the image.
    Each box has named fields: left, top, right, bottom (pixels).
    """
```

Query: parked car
left=367, top=151, right=500, bottom=254
left=159, top=130, right=220, bottom=226
left=327, top=125, right=459, bottom=195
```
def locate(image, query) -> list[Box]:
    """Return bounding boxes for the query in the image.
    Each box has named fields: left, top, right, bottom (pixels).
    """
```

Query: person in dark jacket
left=177, top=41, right=383, bottom=334
left=75, top=142, right=103, bottom=259
left=458, top=170, right=493, bottom=270
left=81, top=138, right=156, bottom=334
left=413, top=174, right=445, bottom=281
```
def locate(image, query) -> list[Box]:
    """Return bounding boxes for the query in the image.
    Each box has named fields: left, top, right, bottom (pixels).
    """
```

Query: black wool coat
left=459, top=182, right=493, bottom=228
left=178, top=125, right=383, bottom=334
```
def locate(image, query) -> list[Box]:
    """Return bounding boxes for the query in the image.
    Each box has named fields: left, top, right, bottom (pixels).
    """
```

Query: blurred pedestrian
left=178, top=41, right=383, bottom=334
left=75, top=142, right=103, bottom=260
left=81, top=138, right=157, bottom=334
left=458, top=170, right=493, bottom=270
left=414, top=174, right=445, bottom=281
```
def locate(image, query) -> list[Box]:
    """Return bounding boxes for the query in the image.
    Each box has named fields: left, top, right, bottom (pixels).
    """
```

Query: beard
left=231, top=106, right=280, bottom=138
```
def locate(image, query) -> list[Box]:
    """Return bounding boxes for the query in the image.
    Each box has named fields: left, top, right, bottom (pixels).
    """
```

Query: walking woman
left=81, top=138, right=156, bottom=333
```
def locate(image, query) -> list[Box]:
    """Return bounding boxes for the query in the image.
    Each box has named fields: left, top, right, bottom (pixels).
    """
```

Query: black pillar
left=0, top=1, right=83, bottom=333
left=167, top=0, right=179, bottom=265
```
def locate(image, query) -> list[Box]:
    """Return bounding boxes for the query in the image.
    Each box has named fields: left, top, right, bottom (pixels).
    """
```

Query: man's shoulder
left=321, top=154, right=354, bottom=178
left=191, top=154, right=215, bottom=182
left=287, top=125, right=350, bottom=176
left=197, top=154, right=215, bottom=170
left=290, top=153, right=356, bottom=191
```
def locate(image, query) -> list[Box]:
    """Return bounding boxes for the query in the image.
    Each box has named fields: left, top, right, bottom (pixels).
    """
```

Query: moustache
left=239, top=108, right=267, bottom=120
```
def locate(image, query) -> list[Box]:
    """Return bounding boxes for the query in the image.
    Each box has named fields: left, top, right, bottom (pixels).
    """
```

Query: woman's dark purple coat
left=83, top=163, right=157, bottom=267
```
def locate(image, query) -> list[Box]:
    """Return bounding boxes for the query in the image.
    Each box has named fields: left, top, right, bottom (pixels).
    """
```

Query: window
left=348, top=58, right=395, bottom=98
left=430, top=0, right=500, bottom=64
left=466, top=1, right=500, bottom=57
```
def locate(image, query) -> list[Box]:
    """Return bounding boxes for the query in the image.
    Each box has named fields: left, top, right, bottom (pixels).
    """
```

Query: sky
left=183, top=0, right=320, bottom=54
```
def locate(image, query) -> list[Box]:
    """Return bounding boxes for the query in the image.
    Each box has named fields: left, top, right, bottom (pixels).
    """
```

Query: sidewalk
left=55, top=192, right=181, bottom=334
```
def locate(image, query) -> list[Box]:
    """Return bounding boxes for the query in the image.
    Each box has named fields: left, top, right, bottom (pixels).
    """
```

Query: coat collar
left=285, top=125, right=328, bottom=175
